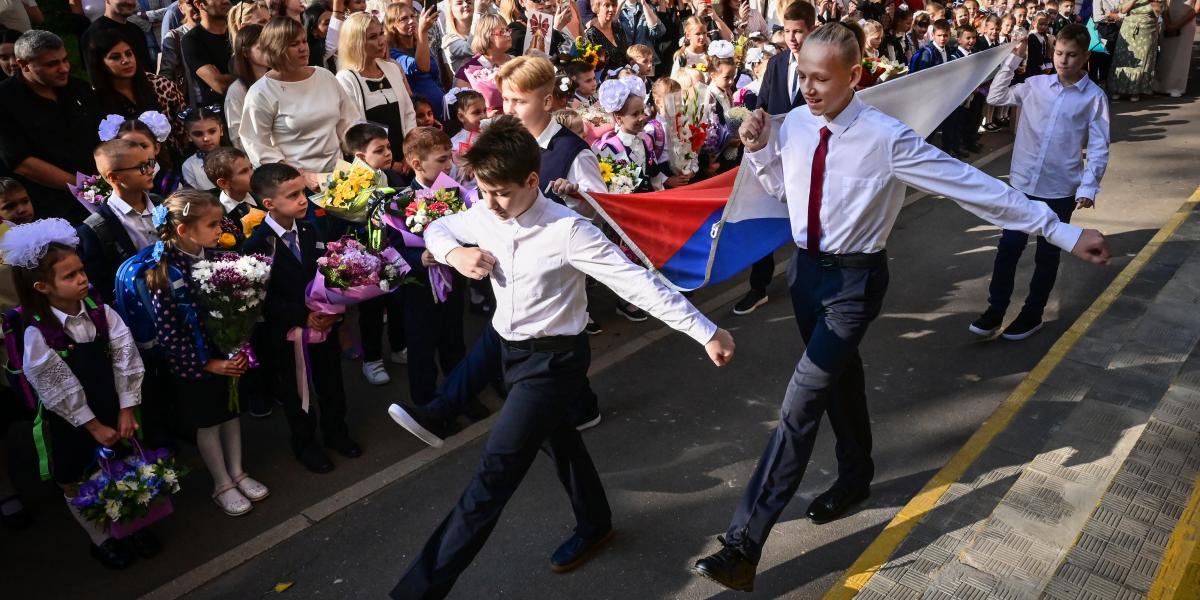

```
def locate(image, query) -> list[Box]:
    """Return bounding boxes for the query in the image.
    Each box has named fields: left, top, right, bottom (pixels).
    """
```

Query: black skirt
left=175, top=373, right=239, bottom=428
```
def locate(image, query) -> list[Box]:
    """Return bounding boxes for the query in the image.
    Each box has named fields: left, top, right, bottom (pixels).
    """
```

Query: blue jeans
left=986, top=195, right=1077, bottom=319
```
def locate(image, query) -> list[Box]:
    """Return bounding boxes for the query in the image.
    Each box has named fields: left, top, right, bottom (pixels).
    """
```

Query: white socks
left=197, top=424, right=233, bottom=491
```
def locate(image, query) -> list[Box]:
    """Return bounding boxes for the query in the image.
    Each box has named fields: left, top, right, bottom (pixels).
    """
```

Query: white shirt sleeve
left=986, top=53, right=1026, bottom=107
left=223, top=80, right=248, bottom=151
left=1078, top=97, right=1111, bottom=202
left=745, top=117, right=787, bottom=201
left=889, top=125, right=1083, bottom=252
left=240, top=85, right=287, bottom=167
left=567, top=150, right=605, bottom=218
left=335, top=70, right=369, bottom=122
left=565, top=219, right=718, bottom=345
left=425, top=210, right=479, bottom=264
left=23, top=327, right=92, bottom=426
left=105, top=305, right=145, bottom=410
left=327, top=15, right=343, bottom=61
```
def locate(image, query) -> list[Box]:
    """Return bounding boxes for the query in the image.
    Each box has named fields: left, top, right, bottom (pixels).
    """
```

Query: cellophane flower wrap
left=67, top=172, right=112, bottom=214
left=376, top=173, right=474, bottom=302
left=597, top=149, right=643, bottom=194
left=306, top=237, right=410, bottom=316
left=71, top=445, right=186, bottom=536
left=316, top=162, right=382, bottom=223
left=664, top=90, right=711, bottom=177
left=191, top=254, right=273, bottom=411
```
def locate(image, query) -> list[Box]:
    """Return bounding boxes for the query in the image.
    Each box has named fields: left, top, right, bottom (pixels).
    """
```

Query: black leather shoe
left=549, top=529, right=614, bottom=573
left=692, top=537, right=757, bottom=592
left=806, top=485, right=870, bottom=524
left=91, top=539, right=136, bottom=569
left=295, top=444, right=335, bottom=473
left=324, top=435, right=363, bottom=458
left=125, top=529, right=162, bottom=558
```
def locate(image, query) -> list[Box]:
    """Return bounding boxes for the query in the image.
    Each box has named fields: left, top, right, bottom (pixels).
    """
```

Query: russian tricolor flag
left=581, top=43, right=1016, bottom=290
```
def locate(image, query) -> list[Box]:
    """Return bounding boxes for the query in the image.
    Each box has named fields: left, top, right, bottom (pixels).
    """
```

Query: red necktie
left=807, top=126, right=832, bottom=257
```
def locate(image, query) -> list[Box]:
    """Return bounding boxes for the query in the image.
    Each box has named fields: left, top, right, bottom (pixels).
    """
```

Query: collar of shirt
left=536, top=120, right=563, bottom=149
left=513, top=193, right=551, bottom=227
left=616, top=130, right=640, bottom=148
left=219, top=191, right=257, bottom=214
left=813, top=94, right=866, bottom=139
left=265, top=213, right=298, bottom=238
left=50, top=303, right=91, bottom=327
left=107, top=191, right=150, bottom=216
left=1050, top=74, right=1093, bottom=92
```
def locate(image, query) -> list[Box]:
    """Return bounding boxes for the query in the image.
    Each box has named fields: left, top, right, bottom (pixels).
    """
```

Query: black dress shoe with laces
left=692, top=537, right=757, bottom=592
left=549, top=529, right=614, bottom=573
left=806, top=485, right=870, bottom=524
left=91, top=539, right=136, bottom=569
left=125, top=529, right=162, bottom=558
left=324, top=434, right=363, bottom=458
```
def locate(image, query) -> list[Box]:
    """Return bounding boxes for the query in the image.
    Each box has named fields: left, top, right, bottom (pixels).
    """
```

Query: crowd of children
left=0, top=0, right=1124, bottom=577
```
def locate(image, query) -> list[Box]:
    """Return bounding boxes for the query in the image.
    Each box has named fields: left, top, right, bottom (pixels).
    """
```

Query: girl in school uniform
left=143, top=190, right=269, bottom=517
left=1, top=219, right=151, bottom=569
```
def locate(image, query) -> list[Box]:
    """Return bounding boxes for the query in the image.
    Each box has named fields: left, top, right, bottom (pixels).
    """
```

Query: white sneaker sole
left=1001, top=322, right=1043, bottom=341
left=732, top=295, right=768, bottom=316
left=967, top=323, right=1000, bottom=337
left=388, top=404, right=445, bottom=448
left=576, top=413, right=602, bottom=431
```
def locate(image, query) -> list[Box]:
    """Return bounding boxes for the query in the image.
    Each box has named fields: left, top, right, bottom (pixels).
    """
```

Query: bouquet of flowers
left=67, top=172, right=112, bottom=214
left=597, top=149, right=643, bottom=194
left=71, top=445, right=186, bottom=538
left=314, top=161, right=383, bottom=223
left=464, top=65, right=502, bottom=113
left=377, top=173, right=474, bottom=302
left=217, top=217, right=241, bottom=250
left=308, top=237, right=409, bottom=315
left=859, top=56, right=908, bottom=88
left=191, top=254, right=273, bottom=411
left=663, top=90, right=712, bottom=177
left=563, top=37, right=603, bottom=70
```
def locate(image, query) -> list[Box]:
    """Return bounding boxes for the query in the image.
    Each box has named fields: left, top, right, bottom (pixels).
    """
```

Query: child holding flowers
left=143, top=190, right=270, bottom=517
left=593, top=76, right=663, bottom=193
left=0, top=219, right=151, bottom=568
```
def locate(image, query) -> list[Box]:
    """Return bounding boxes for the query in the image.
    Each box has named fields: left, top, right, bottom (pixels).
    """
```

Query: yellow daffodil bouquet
left=314, top=161, right=384, bottom=223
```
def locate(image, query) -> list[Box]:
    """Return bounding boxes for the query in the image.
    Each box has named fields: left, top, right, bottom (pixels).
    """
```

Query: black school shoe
left=295, top=444, right=335, bottom=473
left=968, top=309, right=1005, bottom=337
left=549, top=529, right=614, bottom=573
left=806, top=484, right=870, bottom=524
left=733, top=289, right=768, bottom=316
left=91, top=538, right=136, bottom=569
left=324, top=434, right=363, bottom=458
left=1001, top=312, right=1044, bottom=340
left=692, top=536, right=757, bottom=592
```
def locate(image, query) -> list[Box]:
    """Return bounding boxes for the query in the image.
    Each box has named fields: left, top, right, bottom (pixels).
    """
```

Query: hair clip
left=559, top=75, right=571, bottom=92
left=182, top=201, right=191, bottom=217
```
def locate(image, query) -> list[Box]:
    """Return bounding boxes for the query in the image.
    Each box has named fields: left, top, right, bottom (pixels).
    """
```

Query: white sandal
left=232, top=472, right=270, bottom=502
left=212, top=483, right=253, bottom=516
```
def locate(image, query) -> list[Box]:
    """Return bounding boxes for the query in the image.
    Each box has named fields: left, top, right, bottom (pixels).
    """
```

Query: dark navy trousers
left=391, top=334, right=612, bottom=599
left=725, top=249, right=889, bottom=562
left=986, top=195, right=1076, bottom=319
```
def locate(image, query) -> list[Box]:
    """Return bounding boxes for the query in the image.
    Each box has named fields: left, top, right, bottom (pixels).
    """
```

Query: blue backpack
left=113, top=245, right=204, bottom=356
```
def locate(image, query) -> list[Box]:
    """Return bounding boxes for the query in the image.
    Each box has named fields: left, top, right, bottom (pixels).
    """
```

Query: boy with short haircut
left=78, top=139, right=161, bottom=299
left=390, top=115, right=735, bottom=599
left=204, top=147, right=261, bottom=235
left=625, top=44, right=655, bottom=82
left=243, top=164, right=362, bottom=473
left=910, top=19, right=953, bottom=72
left=0, top=177, right=34, bottom=225
left=942, top=25, right=980, bottom=157
left=972, top=24, right=1110, bottom=340
left=344, top=122, right=409, bottom=188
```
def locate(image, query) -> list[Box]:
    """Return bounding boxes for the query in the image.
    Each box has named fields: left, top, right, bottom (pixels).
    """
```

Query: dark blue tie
left=282, top=230, right=301, bottom=261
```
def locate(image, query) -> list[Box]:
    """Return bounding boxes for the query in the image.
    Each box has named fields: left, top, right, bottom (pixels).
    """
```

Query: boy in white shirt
left=390, top=116, right=735, bottom=600
left=971, top=23, right=1110, bottom=340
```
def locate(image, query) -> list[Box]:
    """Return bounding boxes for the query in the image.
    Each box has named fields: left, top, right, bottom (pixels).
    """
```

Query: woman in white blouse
left=336, top=12, right=417, bottom=173
left=241, top=16, right=358, bottom=189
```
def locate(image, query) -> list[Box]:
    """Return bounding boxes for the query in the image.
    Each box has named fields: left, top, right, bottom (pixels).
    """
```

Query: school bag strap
left=114, top=245, right=209, bottom=362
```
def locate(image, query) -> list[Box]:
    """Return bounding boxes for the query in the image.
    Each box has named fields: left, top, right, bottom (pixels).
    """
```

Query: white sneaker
left=362, top=360, right=390, bottom=385
left=388, top=404, right=445, bottom=448
left=389, top=349, right=408, bottom=364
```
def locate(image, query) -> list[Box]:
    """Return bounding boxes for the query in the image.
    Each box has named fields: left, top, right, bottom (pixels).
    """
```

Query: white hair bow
left=0, top=218, right=79, bottom=269
left=597, top=76, right=646, bottom=113
left=97, top=111, right=172, bottom=143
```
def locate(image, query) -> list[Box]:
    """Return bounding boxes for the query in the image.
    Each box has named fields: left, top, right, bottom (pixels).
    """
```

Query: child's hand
left=1076, top=198, right=1095, bottom=209
left=1070, top=228, right=1111, bottom=266
left=1012, top=33, right=1029, bottom=58
left=665, top=173, right=693, bottom=188
left=117, top=407, right=139, bottom=439
left=205, top=358, right=248, bottom=377
left=547, top=178, right=579, bottom=197
left=229, top=352, right=249, bottom=371
left=299, top=169, right=321, bottom=191
left=740, top=108, right=770, bottom=152
left=85, top=419, right=120, bottom=447
left=446, top=247, right=497, bottom=280
left=421, top=249, right=439, bottom=267
left=307, top=312, right=339, bottom=332
left=705, top=328, right=736, bottom=367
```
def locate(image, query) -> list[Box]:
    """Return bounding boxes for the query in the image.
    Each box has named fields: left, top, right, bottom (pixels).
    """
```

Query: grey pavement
left=7, top=60, right=1200, bottom=600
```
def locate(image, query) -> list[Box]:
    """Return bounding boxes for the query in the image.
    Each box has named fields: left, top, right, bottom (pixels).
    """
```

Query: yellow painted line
left=1149, top=474, right=1200, bottom=599
left=823, top=186, right=1200, bottom=600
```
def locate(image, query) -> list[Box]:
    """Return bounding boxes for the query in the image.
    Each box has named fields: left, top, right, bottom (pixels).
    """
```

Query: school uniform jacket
left=242, top=219, right=322, bottom=342
left=909, top=43, right=948, bottom=73
left=756, top=51, right=806, bottom=116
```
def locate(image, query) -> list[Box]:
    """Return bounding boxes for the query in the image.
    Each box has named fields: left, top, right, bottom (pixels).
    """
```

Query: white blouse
left=224, top=79, right=248, bottom=151
left=23, top=304, right=145, bottom=427
left=241, top=67, right=358, bottom=173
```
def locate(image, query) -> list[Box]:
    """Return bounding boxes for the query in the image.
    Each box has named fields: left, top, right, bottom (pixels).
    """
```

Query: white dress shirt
left=536, top=121, right=606, bottom=217
left=219, top=190, right=260, bottom=215
left=23, top=304, right=145, bottom=426
left=746, top=95, right=1083, bottom=255
left=265, top=213, right=298, bottom=238
left=987, top=54, right=1110, bottom=202
left=107, top=191, right=158, bottom=250
left=425, top=194, right=718, bottom=345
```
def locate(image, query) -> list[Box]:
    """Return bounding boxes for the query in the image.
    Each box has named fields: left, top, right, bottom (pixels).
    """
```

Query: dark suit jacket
left=242, top=218, right=322, bottom=341
left=77, top=196, right=161, bottom=300
left=1028, top=34, right=1053, bottom=75
left=756, top=51, right=806, bottom=116
left=909, top=43, right=947, bottom=72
